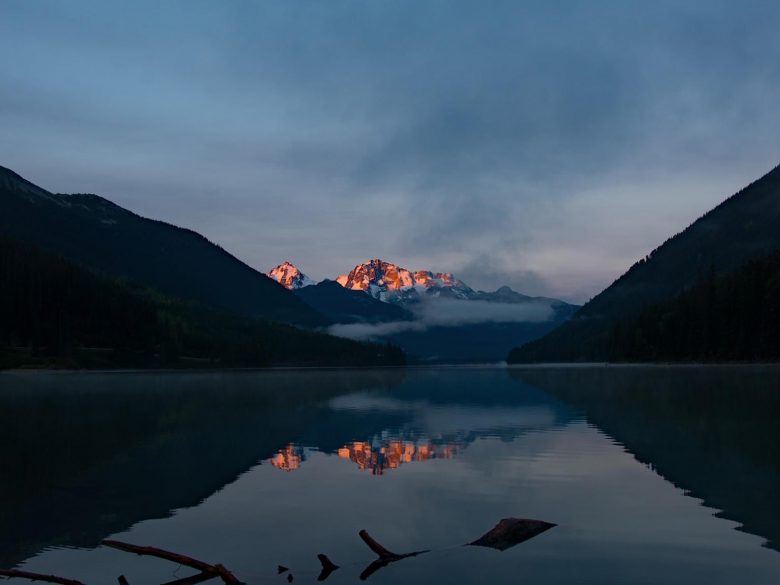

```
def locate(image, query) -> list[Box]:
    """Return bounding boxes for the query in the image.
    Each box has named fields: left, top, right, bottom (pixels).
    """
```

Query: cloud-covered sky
left=2, top=1, right=779, bottom=302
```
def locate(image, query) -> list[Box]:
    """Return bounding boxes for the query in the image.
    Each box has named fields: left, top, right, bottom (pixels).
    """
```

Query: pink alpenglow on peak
left=267, top=261, right=315, bottom=290
left=413, top=270, right=463, bottom=289
left=336, top=259, right=414, bottom=293
left=336, top=259, right=474, bottom=301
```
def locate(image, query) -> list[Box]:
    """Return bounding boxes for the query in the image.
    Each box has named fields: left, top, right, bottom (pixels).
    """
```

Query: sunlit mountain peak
left=336, top=258, right=474, bottom=301
left=267, top=261, right=315, bottom=290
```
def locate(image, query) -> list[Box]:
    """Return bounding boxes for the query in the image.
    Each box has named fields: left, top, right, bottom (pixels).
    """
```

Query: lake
left=1, top=365, right=780, bottom=584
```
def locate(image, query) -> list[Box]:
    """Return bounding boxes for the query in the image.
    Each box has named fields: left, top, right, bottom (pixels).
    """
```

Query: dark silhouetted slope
left=0, top=165, right=325, bottom=326
left=0, top=235, right=404, bottom=369
left=294, top=280, right=413, bottom=323
left=607, top=252, right=780, bottom=362
left=510, top=163, right=780, bottom=362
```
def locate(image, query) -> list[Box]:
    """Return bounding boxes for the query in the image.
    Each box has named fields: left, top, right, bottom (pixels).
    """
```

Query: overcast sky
left=2, top=1, right=779, bottom=302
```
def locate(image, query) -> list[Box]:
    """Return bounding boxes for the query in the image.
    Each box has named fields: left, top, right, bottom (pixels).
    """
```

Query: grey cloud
left=2, top=1, right=780, bottom=302
left=457, top=253, right=551, bottom=298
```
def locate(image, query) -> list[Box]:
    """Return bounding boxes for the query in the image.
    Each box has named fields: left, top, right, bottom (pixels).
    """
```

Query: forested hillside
left=0, top=165, right=325, bottom=327
left=509, top=163, right=780, bottom=362
left=605, top=252, right=780, bottom=362
left=0, top=236, right=404, bottom=370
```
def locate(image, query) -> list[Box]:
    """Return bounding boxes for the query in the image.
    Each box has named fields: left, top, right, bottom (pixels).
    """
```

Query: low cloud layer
left=328, top=297, right=553, bottom=341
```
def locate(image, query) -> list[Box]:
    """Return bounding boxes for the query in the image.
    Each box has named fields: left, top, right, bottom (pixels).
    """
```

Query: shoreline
left=3, top=361, right=780, bottom=375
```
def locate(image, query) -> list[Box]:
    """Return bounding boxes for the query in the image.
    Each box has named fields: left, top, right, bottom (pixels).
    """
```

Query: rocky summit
left=336, top=258, right=474, bottom=301
left=267, top=261, right=315, bottom=290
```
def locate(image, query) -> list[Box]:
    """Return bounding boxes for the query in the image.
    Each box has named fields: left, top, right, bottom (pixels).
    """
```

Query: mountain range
left=268, top=259, right=579, bottom=363
left=1, top=164, right=576, bottom=367
left=4, top=159, right=778, bottom=366
left=268, top=258, right=569, bottom=308
left=0, top=166, right=407, bottom=368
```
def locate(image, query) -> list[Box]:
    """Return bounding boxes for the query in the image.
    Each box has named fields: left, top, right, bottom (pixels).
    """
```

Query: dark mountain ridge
left=0, top=165, right=325, bottom=327
left=0, top=235, right=404, bottom=369
left=510, top=163, right=780, bottom=362
left=294, top=280, right=413, bottom=324
left=606, top=251, right=780, bottom=362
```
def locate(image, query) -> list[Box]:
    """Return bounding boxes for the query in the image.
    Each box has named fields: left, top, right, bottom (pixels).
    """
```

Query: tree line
left=607, top=251, right=780, bottom=362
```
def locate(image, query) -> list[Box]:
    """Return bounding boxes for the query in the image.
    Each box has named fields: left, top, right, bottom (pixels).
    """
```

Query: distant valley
left=0, top=164, right=572, bottom=368
left=268, top=258, right=579, bottom=363
left=4, top=159, right=780, bottom=369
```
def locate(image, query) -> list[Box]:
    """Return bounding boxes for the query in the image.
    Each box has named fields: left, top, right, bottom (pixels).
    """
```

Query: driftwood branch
left=358, top=530, right=427, bottom=561
left=1, top=517, right=556, bottom=585
left=0, top=569, right=85, bottom=585
left=316, top=554, right=339, bottom=581
left=102, top=541, right=241, bottom=585
left=357, top=530, right=429, bottom=581
left=358, top=531, right=400, bottom=559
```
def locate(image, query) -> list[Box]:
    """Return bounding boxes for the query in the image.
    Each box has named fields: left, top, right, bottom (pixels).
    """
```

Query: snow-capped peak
left=267, top=261, right=315, bottom=290
left=336, top=259, right=413, bottom=293
left=336, top=258, right=474, bottom=301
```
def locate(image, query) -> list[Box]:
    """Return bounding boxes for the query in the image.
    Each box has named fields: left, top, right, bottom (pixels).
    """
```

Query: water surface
left=1, top=366, right=779, bottom=584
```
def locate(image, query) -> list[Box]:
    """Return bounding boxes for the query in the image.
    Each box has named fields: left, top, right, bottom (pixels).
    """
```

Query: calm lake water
left=2, top=366, right=780, bottom=584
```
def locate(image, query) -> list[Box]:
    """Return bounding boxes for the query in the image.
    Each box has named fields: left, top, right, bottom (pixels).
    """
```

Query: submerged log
left=101, top=541, right=241, bottom=585
left=0, top=569, right=85, bottom=585
left=467, top=518, right=556, bottom=551
left=212, top=566, right=238, bottom=585
left=358, top=530, right=427, bottom=561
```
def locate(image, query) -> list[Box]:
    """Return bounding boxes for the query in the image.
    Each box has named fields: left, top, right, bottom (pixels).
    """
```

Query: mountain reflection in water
left=269, top=440, right=460, bottom=475
left=510, top=364, right=780, bottom=553
left=2, top=366, right=780, bottom=585
left=336, top=440, right=458, bottom=475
